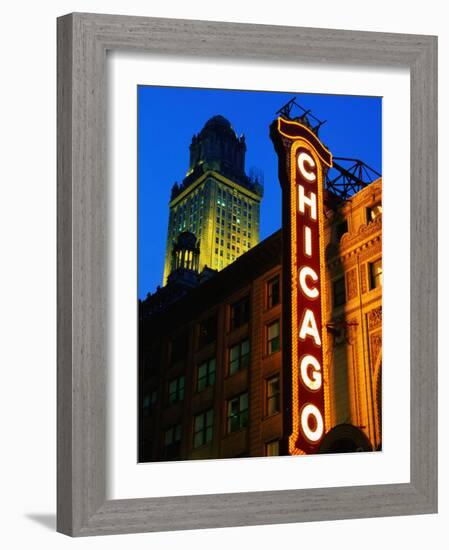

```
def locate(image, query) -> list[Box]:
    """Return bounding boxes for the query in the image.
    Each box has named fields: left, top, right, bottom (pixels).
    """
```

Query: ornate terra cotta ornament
left=370, top=331, right=382, bottom=368
left=367, top=305, right=382, bottom=330
left=346, top=267, right=358, bottom=301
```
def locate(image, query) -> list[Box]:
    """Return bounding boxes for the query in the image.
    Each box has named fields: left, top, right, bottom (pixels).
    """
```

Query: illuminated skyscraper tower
left=163, top=115, right=264, bottom=284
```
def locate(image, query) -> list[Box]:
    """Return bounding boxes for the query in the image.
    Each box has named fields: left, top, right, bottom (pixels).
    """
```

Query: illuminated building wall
left=322, top=178, right=382, bottom=451
left=163, top=116, right=264, bottom=285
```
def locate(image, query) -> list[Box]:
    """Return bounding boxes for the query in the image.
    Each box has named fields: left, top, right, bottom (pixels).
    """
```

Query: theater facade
left=138, top=114, right=382, bottom=462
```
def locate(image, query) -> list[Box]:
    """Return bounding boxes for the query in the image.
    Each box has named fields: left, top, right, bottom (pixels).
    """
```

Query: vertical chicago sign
left=271, top=117, right=333, bottom=454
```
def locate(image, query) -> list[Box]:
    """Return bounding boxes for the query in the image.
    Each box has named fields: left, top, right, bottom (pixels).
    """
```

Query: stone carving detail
left=340, top=215, right=382, bottom=251
left=370, top=331, right=382, bottom=369
left=360, top=263, right=367, bottom=293
left=346, top=268, right=358, bottom=301
left=367, top=306, right=382, bottom=330
left=327, top=238, right=381, bottom=272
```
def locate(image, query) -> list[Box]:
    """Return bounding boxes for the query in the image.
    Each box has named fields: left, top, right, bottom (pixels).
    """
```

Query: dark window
left=333, top=277, right=346, bottom=307
left=171, top=332, right=188, bottom=363
left=145, top=350, right=162, bottom=376
left=369, top=259, right=383, bottom=289
left=366, top=203, right=382, bottom=223
left=163, top=424, right=182, bottom=460
left=266, top=375, right=280, bottom=416
left=267, top=276, right=280, bottom=308
left=227, top=393, right=249, bottom=433
left=229, top=339, right=250, bottom=375
left=230, top=295, right=250, bottom=330
left=193, top=409, right=214, bottom=448
left=142, top=390, right=157, bottom=417
left=198, top=315, right=217, bottom=348
left=197, top=358, right=216, bottom=392
left=168, top=375, right=185, bottom=404
left=336, top=220, right=348, bottom=242
left=265, top=440, right=280, bottom=456
left=267, top=320, right=281, bottom=355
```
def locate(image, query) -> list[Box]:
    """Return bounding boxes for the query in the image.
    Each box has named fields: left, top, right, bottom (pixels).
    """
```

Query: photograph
left=137, top=86, right=382, bottom=461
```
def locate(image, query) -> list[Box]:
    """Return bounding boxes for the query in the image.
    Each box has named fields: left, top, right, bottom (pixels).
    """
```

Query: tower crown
left=185, top=115, right=247, bottom=188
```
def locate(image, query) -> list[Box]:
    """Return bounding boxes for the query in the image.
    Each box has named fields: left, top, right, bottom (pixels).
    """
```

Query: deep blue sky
left=138, top=86, right=381, bottom=299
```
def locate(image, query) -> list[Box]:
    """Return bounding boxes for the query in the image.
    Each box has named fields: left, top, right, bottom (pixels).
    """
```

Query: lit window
left=266, top=375, right=280, bottom=416
left=367, top=203, right=382, bottom=222
left=267, top=276, right=280, bottom=308
left=369, top=259, right=383, bottom=289
left=229, top=339, right=250, bottom=375
left=168, top=376, right=185, bottom=404
left=265, top=440, right=280, bottom=456
left=227, top=393, right=249, bottom=433
left=267, top=321, right=280, bottom=355
left=193, top=409, right=214, bottom=448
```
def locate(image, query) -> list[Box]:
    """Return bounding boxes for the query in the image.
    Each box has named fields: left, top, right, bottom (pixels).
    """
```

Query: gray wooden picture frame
left=57, top=12, right=438, bottom=537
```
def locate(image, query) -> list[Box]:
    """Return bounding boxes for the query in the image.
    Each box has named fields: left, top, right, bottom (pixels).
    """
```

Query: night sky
left=138, top=86, right=382, bottom=299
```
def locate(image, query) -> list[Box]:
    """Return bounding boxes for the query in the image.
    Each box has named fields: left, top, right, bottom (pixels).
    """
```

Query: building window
left=333, top=277, right=346, bottom=307
left=267, top=320, right=280, bottom=355
left=171, top=331, right=188, bottom=363
left=369, top=259, right=383, bottom=289
left=336, top=220, right=348, bottom=242
left=229, top=339, right=250, bottom=375
left=197, top=358, right=216, bottom=392
left=164, top=424, right=182, bottom=460
left=266, top=375, right=280, bottom=416
left=265, top=440, right=280, bottom=456
left=198, top=315, right=217, bottom=348
left=267, top=275, right=280, bottom=308
left=168, top=375, right=185, bottom=404
left=142, top=390, right=157, bottom=417
left=367, top=203, right=382, bottom=222
left=227, top=393, right=249, bottom=433
left=193, top=409, right=214, bottom=448
left=230, top=295, right=250, bottom=330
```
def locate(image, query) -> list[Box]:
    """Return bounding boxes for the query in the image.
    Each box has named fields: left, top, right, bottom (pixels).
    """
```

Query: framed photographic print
left=57, top=13, right=437, bottom=536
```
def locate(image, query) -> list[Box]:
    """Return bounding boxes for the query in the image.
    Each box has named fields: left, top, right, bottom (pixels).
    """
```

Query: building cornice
left=169, top=170, right=262, bottom=208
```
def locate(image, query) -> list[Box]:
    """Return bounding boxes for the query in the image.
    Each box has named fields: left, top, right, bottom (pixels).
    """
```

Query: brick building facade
left=139, top=178, right=382, bottom=461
